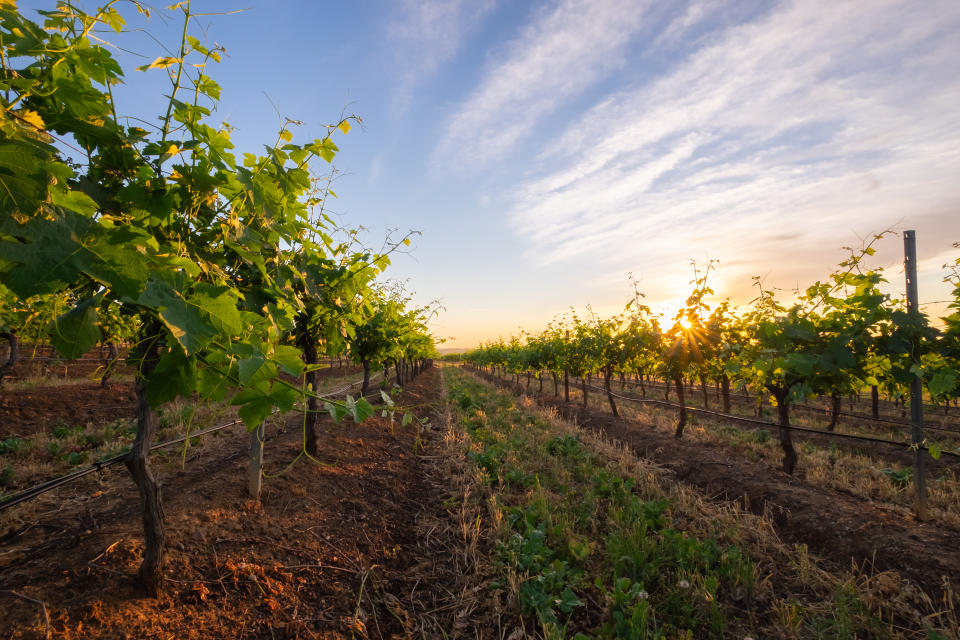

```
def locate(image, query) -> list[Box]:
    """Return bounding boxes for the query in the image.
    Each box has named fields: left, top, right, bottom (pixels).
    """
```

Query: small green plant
left=0, top=437, right=26, bottom=454
left=81, top=433, right=105, bottom=448
left=753, top=428, right=770, bottom=444
left=881, top=466, right=912, bottom=489
left=0, top=465, right=13, bottom=487
left=52, top=424, right=74, bottom=439
left=65, top=451, right=89, bottom=466
left=545, top=434, right=583, bottom=458
left=46, top=442, right=62, bottom=457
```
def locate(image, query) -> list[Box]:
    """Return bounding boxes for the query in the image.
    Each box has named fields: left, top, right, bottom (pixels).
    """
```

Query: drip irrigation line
left=609, top=377, right=960, bottom=435
left=0, top=370, right=385, bottom=512
left=0, top=417, right=245, bottom=512
left=585, top=381, right=960, bottom=458
left=477, top=369, right=959, bottom=459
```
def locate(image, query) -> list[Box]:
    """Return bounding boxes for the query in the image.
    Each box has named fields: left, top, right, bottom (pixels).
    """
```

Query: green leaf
left=237, top=355, right=266, bottom=385
left=928, top=370, right=957, bottom=397
left=401, top=412, right=413, bottom=427
left=325, top=401, right=348, bottom=423
left=137, top=278, right=242, bottom=355
left=146, top=349, right=197, bottom=407
left=48, top=296, right=102, bottom=359
left=49, top=188, right=99, bottom=216
left=352, top=397, right=375, bottom=422
left=238, top=398, right=273, bottom=429
left=271, top=344, right=304, bottom=376
left=928, top=442, right=942, bottom=460
left=270, top=383, right=299, bottom=412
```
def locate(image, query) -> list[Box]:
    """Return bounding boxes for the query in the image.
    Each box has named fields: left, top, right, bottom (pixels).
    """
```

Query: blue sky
left=25, top=0, right=960, bottom=347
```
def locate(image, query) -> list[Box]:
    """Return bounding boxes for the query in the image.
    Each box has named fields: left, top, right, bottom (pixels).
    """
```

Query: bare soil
left=478, top=370, right=960, bottom=599
left=0, top=383, right=137, bottom=438
left=0, top=367, right=452, bottom=640
left=0, top=365, right=366, bottom=439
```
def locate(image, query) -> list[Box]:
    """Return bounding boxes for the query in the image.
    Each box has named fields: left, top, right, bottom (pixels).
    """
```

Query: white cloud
left=506, top=0, right=960, bottom=304
left=434, top=0, right=653, bottom=166
left=388, top=0, right=496, bottom=112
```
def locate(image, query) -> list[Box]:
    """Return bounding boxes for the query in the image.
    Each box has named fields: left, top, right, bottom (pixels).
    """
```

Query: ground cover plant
left=490, top=366, right=960, bottom=530
left=442, top=366, right=957, bottom=639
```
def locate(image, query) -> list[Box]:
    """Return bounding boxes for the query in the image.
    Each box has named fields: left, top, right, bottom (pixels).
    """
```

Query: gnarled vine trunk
left=871, top=385, right=880, bottom=420
left=700, top=374, right=709, bottom=409
left=772, top=387, right=798, bottom=475
left=100, top=340, right=119, bottom=388
left=125, top=325, right=164, bottom=596
left=674, top=376, right=687, bottom=438
left=298, top=331, right=320, bottom=456
left=827, top=392, right=841, bottom=432
left=361, top=359, right=371, bottom=396
left=0, top=329, right=19, bottom=385
left=721, top=374, right=731, bottom=414
left=582, top=373, right=589, bottom=408
left=564, top=369, right=569, bottom=403
left=604, top=366, right=618, bottom=417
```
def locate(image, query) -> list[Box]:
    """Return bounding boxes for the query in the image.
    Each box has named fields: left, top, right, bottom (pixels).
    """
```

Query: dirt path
left=0, top=367, right=456, bottom=639
left=475, top=369, right=960, bottom=599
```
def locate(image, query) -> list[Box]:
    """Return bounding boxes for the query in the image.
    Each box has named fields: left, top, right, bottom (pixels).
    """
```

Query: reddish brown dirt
left=0, top=365, right=367, bottom=440
left=0, top=368, right=450, bottom=639
left=0, top=383, right=137, bottom=438
left=476, top=370, right=960, bottom=599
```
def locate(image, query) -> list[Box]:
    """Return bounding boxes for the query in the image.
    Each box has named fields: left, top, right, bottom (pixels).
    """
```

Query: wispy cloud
left=508, top=0, right=960, bottom=298
left=387, top=0, right=496, bottom=113
left=434, top=0, right=653, bottom=166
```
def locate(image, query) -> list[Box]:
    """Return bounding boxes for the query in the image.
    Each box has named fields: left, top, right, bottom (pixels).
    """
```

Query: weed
left=881, top=466, right=912, bottom=489
left=65, top=451, right=88, bottom=466
left=0, top=466, right=12, bottom=487
left=52, top=423, right=80, bottom=439
left=0, top=437, right=27, bottom=455
left=545, top=434, right=584, bottom=458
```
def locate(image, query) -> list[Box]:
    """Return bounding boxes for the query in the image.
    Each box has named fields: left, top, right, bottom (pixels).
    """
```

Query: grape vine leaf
left=49, top=295, right=102, bottom=359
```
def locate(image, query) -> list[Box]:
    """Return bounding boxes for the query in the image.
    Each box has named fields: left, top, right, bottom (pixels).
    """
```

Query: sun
left=679, top=316, right=692, bottom=330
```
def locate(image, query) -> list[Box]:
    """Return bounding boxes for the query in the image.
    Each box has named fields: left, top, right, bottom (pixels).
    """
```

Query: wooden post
left=248, top=423, right=264, bottom=499
left=904, top=230, right=927, bottom=520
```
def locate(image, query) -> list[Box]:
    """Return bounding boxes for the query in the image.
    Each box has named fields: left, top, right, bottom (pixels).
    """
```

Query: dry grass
left=549, top=380, right=960, bottom=531
left=396, top=364, right=512, bottom=638
left=459, top=368, right=958, bottom=639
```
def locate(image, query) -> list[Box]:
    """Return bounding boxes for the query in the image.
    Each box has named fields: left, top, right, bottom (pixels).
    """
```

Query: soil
left=0, top=365, right=367, bottom=440
left=478, top=370, right=960, bottom=599
left=0, top=367, right=455, bottom=640
left=0, top=383, right=138, bottom=438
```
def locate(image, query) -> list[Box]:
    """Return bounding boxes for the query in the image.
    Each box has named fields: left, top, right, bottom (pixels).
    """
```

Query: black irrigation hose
left=0, top=372, right=382, bottom=512
left=585, top=381, right=960, bottom=459
left=589, top=376, right=960, bottom=435
left=477, top=369, right=960, bottom=459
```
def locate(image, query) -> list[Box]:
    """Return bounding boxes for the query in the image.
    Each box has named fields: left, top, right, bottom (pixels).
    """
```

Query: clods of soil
left=0, top=368, right=459, bottom=639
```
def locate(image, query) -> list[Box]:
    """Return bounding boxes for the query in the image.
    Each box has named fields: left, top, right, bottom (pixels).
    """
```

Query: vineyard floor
left=0, top=367, right=470, bottom=639
left=0, top=364, right=366, bottom=440
left=475, top=369, right=960, bottom=600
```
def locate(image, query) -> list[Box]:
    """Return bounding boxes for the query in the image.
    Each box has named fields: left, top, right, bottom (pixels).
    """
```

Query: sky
left=23, top=0, right=960, bottom=348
